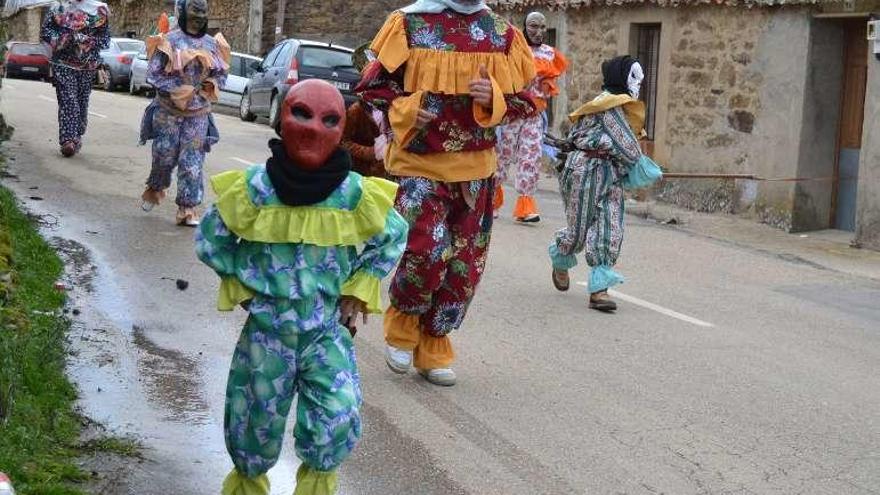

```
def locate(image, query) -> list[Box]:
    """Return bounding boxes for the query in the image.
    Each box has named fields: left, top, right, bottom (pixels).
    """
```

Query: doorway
left=833, top=20, right=868, bottom=231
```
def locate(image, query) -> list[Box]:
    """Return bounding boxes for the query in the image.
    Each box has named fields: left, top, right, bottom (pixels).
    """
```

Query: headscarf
left=523, top=11, right=546, bottom=47
left=59, top=0, right=109, bottom=16
left=400, top=0, right=488, bottom=15
left=602, top=55, right=639, bottom=96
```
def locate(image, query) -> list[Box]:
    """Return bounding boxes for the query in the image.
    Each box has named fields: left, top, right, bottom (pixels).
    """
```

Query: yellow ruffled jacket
left=363, top=11, right=537, bottom=182
left=196, top=166, right=409, bottom=314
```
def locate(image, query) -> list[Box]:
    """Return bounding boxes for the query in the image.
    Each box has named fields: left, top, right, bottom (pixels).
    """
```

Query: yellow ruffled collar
left=210, top=170, right=399, bottom=247
left=569, top=92, right=646, bottom=136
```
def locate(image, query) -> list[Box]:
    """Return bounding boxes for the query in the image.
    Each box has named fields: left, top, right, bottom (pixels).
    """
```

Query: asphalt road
left=2, top=78, right=879, bottom=495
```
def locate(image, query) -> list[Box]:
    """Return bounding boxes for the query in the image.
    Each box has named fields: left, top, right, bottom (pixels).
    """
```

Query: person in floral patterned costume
left=139, top=0, right=229, bottom=227
left=549, top=55, right=646, bottom=312
left=40, top=0, right=111, bottom=157
left=494, top=11, right=568, bottom=223
left=196, top=80, right=408, bottom=495
left=357, top=0, right=537, bottom=386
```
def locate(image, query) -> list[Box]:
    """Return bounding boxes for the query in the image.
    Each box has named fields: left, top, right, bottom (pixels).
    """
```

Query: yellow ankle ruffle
left=293, top=464, right=338, bottom=495
left=221, top=469, right=270, bottom=495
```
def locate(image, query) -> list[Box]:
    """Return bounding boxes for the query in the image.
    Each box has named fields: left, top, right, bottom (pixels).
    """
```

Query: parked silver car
left=129, top=50, right=262, bottom=107
left=97, top=37, right=144, bottom=91
left=220, top=52, right=262, bottom=109
left=240, top=40, right=358, bottom=126
left=127, top=44, right=151, bottom=95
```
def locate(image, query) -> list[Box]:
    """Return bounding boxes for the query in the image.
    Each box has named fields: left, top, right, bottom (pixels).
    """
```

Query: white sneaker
left=418, top=368, right=456, bottom=386
left=384, top=345, right=412, bottom=374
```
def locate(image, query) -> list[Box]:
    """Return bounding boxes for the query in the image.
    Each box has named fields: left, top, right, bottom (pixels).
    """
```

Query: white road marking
left=576, top=282, right=715, bottom=327
left=3, top=83, right=15, bottom=90
left=231, top=157, right=254, bottom=166
left=40, top=95, right=106, bottom=118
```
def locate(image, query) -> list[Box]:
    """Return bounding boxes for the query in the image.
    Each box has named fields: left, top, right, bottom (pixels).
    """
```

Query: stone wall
left=280, top=0, right=402, bottom=49
left=856, top=41, right=880, bottom=250
left=495, top=3, right=818, bottom=229
left=3, top=8, right=46, bottom=43
left=104, top=0, right=251, bottom=52
left=661, top=7, right=813, bottom=229
left=97, top=1, right=403, bottom=56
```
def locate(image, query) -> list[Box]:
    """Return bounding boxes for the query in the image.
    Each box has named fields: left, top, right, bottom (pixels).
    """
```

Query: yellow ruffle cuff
left=221, top=470, right=270, bottom=495
left=473, top=76, right=507, bottom=128
left=217, top=277, right=255, bottom=312
left=340, top=271, right=383, bottom=314
left=293, top=465, right=337, bottom=495
left=210, top=171, right=399, bottom=247
left=371, top=11, right=536, bottom=96
left=389, top=91, right=424, bottom=148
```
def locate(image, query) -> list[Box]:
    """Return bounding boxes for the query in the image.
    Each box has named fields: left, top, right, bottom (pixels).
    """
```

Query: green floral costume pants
left=224, top=296, right=362, bottom=480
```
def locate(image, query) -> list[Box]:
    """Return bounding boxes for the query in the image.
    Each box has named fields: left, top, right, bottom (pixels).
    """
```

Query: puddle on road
left=53, top=236, right=210, bottom=425
left=132, top=324, right=210, bottom=423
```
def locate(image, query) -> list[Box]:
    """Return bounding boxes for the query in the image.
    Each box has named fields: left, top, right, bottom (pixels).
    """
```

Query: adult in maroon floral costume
left=357, top=0, right=537, bottom=386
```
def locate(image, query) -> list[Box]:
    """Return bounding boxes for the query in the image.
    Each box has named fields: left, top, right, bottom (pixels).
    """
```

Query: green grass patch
left=0, top=181, right=144, bottom=494
left=0, top=185, right=89, bottom=494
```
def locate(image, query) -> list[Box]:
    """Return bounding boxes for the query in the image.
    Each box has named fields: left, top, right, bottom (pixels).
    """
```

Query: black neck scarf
left=265, top=139, right=351, bottom=207
left=602, top=55, right=637, bottom=96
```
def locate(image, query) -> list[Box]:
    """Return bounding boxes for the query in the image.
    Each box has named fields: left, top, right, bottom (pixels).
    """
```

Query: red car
left=3, top=42, right=51, bottom=81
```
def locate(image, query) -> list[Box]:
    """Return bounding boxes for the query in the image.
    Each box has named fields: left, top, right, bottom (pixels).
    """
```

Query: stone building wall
left=280, top=0, right=402, bottom=49
left=494, top=3, right=815, bottom=229
left=87, top=1, right=403, bottom=56
left=658, top=6, right=810, bottom=228
left=3, top=7, right=47, bottom=43
left=104, top=0, right=251, bottom=51
left=856, top=36, right=880, bottom=250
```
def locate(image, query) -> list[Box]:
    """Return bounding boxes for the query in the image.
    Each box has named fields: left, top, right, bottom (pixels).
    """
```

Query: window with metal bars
left=634, top=24, right=661, bottom=140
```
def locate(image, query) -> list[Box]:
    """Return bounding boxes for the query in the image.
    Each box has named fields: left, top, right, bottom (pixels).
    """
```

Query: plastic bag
left=622, top=155, right=663, bottom=190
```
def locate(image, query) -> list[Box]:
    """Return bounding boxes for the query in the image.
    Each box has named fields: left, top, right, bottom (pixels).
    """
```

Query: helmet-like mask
left=280, top=80, right=346, bottom=170
left=176, top=0, right=208, bottom=38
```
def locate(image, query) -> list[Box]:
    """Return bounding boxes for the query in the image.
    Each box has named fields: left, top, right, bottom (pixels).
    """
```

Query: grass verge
left=0, top=181, right=139, bottom=494
left=0, top=182, right=88, bottom=495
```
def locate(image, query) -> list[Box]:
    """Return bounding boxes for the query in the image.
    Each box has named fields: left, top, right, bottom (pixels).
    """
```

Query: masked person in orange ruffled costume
left=494, top=11, right=567, bottom=223
left=356, top=0, right=537, bottom=386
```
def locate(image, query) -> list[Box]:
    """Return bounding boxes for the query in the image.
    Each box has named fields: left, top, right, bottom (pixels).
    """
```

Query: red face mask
left=280, top=80, right=346, bottom=170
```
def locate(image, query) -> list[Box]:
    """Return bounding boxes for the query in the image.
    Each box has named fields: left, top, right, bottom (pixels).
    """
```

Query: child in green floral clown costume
left=195, top=80, right=408, bottom=495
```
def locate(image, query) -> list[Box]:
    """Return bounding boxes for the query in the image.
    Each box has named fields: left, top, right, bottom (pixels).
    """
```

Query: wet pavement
left=2, top=78, right=880, bottom=494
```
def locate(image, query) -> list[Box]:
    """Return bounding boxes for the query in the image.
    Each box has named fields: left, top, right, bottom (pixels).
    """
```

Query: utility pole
left=247, top=0, right=263, bottom=55
left=275, top=0, right=287, bottom=44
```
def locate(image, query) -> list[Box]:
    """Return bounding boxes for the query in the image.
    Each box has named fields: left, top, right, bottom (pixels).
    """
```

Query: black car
left=240, top=39, right=360, bottom=126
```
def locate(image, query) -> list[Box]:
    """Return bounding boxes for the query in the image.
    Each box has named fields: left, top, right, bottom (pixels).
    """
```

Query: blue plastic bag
left=622, top=155, right=663, bottom=190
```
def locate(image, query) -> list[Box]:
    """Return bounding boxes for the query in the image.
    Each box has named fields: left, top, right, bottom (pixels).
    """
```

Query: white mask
left=628, top=62, right=644, bottom=99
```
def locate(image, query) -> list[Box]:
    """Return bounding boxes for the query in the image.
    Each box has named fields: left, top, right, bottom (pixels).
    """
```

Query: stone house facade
left=3, top=0, right=399, bottom=54
left=491, top=0, right=880, bottom=250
